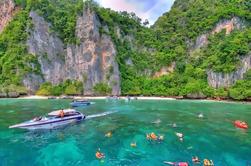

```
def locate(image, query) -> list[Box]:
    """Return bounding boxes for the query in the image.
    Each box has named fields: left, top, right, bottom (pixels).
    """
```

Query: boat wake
left=86, top=110, right=118, bottom=120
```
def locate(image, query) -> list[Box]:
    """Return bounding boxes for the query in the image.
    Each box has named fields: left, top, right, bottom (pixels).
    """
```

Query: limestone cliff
left=0, top=0, right=17, bottom=33
left=190, top=17, right=250, bottom=88
left=207, top=53, right=251, bottom=88
left=25, top=8, right=121, bottom=95
left=192, top=17, right=247, bottom=50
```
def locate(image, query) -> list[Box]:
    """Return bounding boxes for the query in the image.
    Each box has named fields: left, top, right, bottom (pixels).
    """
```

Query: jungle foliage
left=1, top=0, right=250, bottom=99
left=36, top=80, right=83, bottom=96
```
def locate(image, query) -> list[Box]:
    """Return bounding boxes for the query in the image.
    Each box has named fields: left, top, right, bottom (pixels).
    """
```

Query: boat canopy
left=48, top=109, right=76, bottom=116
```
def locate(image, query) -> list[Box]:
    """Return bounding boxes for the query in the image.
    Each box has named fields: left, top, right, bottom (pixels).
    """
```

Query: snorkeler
left=146, top=132, right=157, bottom=140
left=96, top=148, right=105, bottom=159
left=198, top=113, right=204, bottom=118
left=105, top=131, right=112, bottom=138
left=175, top=132, right=184, bottom=141
left=158, top=135, right=164, bottom=141
left=203, top=159, right=214, bottom=166
left=192, top=156, right=200, bottom=164
left=146, top=132, right=164, bottom=141
left=130, top=142, right=137, bottom=147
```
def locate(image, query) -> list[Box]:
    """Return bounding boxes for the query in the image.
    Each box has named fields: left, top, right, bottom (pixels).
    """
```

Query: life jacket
left=150, top=133, right=157, bottom=140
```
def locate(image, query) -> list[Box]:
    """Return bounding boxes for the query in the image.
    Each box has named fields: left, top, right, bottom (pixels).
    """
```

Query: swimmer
left=198, top=113, right=204, bottom=118
left=105, top=131, right=112, bottom=138
left=146, top=134, right=151, bottom=140
left=176, top=132, right=184, bottom=141
left=172, top=123, right=177, bottom=128
left=192, top=156, right=200, bottom=164
left=203, top=159, right=214, bottom=166
left=158, top=135, right=164, bottom=141
left=130, top=142, right=137, bottom=147
left=150, top=132, right=158, bottom=140
left=96, top=148, right=105, bottom=159
left=146, top=132, right=158, bottom=141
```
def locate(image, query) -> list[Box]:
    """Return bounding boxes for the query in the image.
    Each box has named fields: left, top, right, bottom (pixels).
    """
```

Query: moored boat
left=9, top=109, right=85, bottom=130
left=70, top=100, right=93, bottom=107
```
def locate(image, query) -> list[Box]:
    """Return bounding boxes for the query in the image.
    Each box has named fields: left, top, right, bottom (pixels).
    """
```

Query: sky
left=95, top=0, right=175, bottom=25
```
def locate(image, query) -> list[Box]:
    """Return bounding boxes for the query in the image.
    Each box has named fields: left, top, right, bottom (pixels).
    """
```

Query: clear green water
left=0, top=99, right=251, bottom=166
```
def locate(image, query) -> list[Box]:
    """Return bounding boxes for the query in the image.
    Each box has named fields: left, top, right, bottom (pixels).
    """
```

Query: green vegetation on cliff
left=91, top=0, right=251, bottom=99
left=0, top=9, right=41, bottom=88
left=0, top=0, right=250, bottom=100
left=15, top=0, right=83, bottom=43
left=36, top=80, right=83, bottom=96
left=93, top=83, right=112, bottom=95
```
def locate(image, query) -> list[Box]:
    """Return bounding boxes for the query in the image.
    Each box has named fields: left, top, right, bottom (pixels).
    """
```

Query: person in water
left=176, top=132, right=184, bottom=141
left=146, top=132, right=158, bottom=140
left=130, top=142, right=137, bottom=147
left=105, top=131, right=112, bottom=138
left=172, top=123, right=177, bottom=128
left=198, top=113, right=204, bottom=118
left=192, top=156, right=200, bottom=164
left=146, top=132, right=164, bottom=141
left=96, top=148, right=105, bottom=159
left=203, top=159, right=214, bottom=166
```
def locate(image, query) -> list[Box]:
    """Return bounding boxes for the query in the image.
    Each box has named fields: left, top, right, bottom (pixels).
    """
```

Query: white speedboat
left=9, top=109, right=85, bottom=130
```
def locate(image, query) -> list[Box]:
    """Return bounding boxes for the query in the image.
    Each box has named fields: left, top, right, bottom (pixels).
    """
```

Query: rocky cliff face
left=0, top=0, right=17, bottom=33
left=207, top=53, right=251, bottom=88
left=192, top=17, right=246, bottom=50
left=25, top=8, right=121, bottom=95
left=66, top=7, right=120, bottom=95
left=190, top=17, right=250, bottom=88
left=27, top=11, right=65, bottom=85
left=154, top=62, right=176, bottom=78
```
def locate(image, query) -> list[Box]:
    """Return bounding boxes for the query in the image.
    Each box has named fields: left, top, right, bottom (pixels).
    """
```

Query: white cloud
left=95, top=0, right=175, bottom=25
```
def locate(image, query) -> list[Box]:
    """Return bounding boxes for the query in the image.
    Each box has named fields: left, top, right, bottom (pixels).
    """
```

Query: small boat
left=234, top=120, right=248, bottom=129
left=70, top=100, right=92, bottom=107
left=9, top=109, right=85, bottom=130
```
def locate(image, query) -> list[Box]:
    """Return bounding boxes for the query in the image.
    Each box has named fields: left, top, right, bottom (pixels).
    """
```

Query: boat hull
left=9, top=114, right=85, bottom=130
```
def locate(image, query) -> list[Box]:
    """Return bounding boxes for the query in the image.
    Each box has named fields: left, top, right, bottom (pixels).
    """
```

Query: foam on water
left=86, top=110, right=118, bottom=120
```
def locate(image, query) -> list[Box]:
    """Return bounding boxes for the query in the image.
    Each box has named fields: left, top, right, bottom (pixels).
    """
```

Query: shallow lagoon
left=0, top=99, right=250, bottom=166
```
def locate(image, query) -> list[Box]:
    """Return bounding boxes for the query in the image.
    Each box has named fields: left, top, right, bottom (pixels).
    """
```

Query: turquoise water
left=0, top=99, right=251, bottom=166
